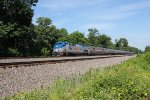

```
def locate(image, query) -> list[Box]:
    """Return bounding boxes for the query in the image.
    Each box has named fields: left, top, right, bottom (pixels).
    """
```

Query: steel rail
left=0, top=55, right=124, bottom=68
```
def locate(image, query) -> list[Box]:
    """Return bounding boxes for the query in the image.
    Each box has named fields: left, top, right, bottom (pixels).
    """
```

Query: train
left=52, top=42, right=134, bottom=56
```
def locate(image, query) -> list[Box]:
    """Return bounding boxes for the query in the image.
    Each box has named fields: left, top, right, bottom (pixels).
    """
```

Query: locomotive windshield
left=53, top=42, right=68, bottom=49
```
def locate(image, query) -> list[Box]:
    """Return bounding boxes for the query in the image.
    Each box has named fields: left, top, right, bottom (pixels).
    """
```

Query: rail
left=0, top=55, right=125, bottom=68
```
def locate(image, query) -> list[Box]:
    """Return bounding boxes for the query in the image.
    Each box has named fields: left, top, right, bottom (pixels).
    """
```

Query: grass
left=5, top=52, right=150, bottom=100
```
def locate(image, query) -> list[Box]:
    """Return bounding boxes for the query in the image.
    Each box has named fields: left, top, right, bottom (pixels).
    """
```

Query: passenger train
left=52, top=42, right=133, bottom=56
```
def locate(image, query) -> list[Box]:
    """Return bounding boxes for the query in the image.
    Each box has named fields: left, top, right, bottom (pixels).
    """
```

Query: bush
left=7, top=48, right=20, bottom=56
left=41, top=47, right=50, bottom=57
left=144, top=50, right=150, bottom=63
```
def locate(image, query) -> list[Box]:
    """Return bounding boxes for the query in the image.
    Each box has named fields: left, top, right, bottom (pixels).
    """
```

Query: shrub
left=7, top=48, right=20, bottom=56
left=41, top=47, right=50, bottom=57
left=144, top=50, right=150, bottom=63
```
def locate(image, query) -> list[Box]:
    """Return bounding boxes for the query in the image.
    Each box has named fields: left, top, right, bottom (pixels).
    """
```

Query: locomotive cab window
left=53, top=42, right=67, bottom=49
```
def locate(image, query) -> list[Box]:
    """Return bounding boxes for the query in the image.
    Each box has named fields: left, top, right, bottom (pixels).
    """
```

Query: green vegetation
left=6, top=51, right=150, bottom=100
left=145, top=46, right=150, bottom=53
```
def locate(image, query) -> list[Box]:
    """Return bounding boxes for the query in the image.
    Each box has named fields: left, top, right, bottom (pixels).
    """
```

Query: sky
left=32, top=0, right=150, bottom=50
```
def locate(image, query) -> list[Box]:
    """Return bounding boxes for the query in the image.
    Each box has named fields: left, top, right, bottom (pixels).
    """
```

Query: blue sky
left=33, top=0, right=150, bottom=50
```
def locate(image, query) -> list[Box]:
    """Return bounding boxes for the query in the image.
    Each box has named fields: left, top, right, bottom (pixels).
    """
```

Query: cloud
left=94, top=12, right=136, bottom=20
left=89, top=0, right=150, bottom=20
left=116, top=0, right=150, bottom=13
left=100, top=1, right=150, bottom=20
left=37, top=0, right=150, bottom=21
left=38, top=0, right=109, bottom=12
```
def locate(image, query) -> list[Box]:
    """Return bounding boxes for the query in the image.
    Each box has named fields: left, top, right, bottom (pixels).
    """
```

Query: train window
left=84, top=50, right=88, bottom=52
left=53, top=42, right=67, bottom=49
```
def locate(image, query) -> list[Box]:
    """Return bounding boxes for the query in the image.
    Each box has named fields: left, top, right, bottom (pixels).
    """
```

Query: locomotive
left=52, top=42, right=133, bottom=56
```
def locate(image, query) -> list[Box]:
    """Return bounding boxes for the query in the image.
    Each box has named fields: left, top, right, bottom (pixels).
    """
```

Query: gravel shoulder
left=0, top=56, right=134, bottom=99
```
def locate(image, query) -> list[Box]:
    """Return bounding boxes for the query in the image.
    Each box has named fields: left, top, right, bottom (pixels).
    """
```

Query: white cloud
left=38, top=0, right=109, bottom=12
left=37, top=0, right=150, bottom=21
left=94, top=12, right=136, bottom=20
left=101, top=1, right=150, bottom=20
left=89, top=0, right=150, bottom=20
left=116, top=0, right=150, bottom=13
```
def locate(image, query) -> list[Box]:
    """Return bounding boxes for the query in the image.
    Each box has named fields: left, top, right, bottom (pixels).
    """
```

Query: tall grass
left=6, top=52, right=150, bottom=100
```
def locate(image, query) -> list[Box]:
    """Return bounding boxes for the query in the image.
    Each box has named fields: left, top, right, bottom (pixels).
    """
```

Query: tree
left=1, top=0, right=38, bottom=26
left=115, top=38, right=128, bottom=50
left=119, top=38, right=128, bottom=47
left=58, top=28, right=68, bottom=41
left=145, top=46, right=150, bottom=53
left=87, top=28, right=99, bottom=46
left=115, top=39, right=120, bottom=49
left=59, top=31, right=88, bottom=45
left=107, top=42, right=115, bottom=49
left=36, top=17, right=52, bottom=27
left=59, top=28, right=68, bottom=37
left=127, top=46, right=142, bottom=54
left=34, top=17, right=59, bottom=56
left=0, top=0, right=38, bottom=57
left=114, top=38, right=142, bottom=54
left=70, top=31, right=88, bottom=44
left=0, top=23, right=36, bottom=56
left=97, top=34, right=112, bottom=48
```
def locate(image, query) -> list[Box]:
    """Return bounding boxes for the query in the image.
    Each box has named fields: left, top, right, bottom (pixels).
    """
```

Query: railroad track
left=0, top=55, right=124, bottom=68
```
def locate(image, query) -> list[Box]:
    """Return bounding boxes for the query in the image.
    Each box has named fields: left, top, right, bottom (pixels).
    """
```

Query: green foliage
left=0, top=23, right=34, bottom=57
left=36, top=17, right=52, bottom=27
left=88, top=28, right=99, bottom=46
left=127, top=46, right=142, bottom=54
left=30, top=17, right=59, bottom=56
left=1, top=0, right=37, bottom=26
left=144, top=50, right=150, bottom=63
left=115, top=38, right=128, bottom=50
left=87, top=28, right=113, bottom=48
left=7, top=48, right=20, bottom=56
left=58, top=28, right=68, bottom=37
left=144, top=46, right=150, bottom=53
left=41, top=48, right=50, bottom=56
left=115, top=38, right=142, bottom=54
left=59, top=31, right=89, bottom=45
left=7, top=51, right=150, bottom=99
left=97, top=34, right=112, bottom=48
left=0, top=0, right=38, bottom=57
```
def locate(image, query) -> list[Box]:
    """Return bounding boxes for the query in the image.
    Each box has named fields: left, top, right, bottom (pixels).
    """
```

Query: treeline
left=0, top=0, right=142, bottom=57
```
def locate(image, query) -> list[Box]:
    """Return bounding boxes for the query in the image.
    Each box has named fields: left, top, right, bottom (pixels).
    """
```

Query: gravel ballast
left=0, top=56, right=134, bottom=99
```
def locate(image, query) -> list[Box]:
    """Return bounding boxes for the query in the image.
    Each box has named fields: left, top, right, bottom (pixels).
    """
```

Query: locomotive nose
left=52, top=49, right=61, bottom=56
left=53, top=49, right=60, bottom=52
